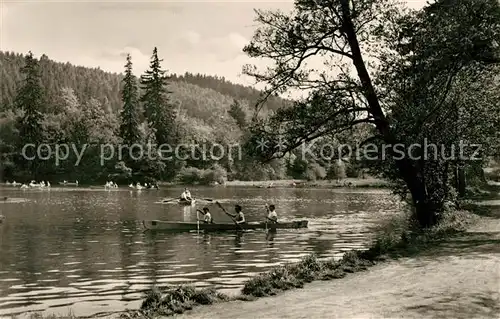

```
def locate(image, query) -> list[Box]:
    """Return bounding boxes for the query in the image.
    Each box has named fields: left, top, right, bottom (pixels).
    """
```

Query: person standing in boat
left=197, top=207, right=213, bottom=223
left=180, top=188, right=192, bottom=201
left=265, top=204, right=278, bottom=223
left=228, top=204, right=246, bottom=224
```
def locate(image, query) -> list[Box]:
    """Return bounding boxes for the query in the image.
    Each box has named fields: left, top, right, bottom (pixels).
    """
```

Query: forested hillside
left=0, top=51, right=284, bottom=118
left=0, top=50, right=354, bottom=184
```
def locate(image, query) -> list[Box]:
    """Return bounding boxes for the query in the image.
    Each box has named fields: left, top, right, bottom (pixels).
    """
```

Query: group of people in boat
left=193, top=202, right=278, bottom=225
left=179, top=188, right=279, bottom=225
left=5, top=180, right=51, bottom=189
left=128, top=182, right=159, bottom=189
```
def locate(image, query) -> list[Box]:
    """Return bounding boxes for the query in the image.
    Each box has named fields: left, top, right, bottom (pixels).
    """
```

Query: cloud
left=184, top=31, right=202, bottom=46
left=228, top=33, right=249, bottom=50
left=98, top=46, right=147, bottom=61
left=66, top=46, right=151, bottom=76
left=96, top=2, right=183, bottom=13
left=201, top=32, right=250, bottom=62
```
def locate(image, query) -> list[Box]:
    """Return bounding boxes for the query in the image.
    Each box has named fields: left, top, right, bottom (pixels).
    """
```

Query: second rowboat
left=178, top=199, right=196, bottom=206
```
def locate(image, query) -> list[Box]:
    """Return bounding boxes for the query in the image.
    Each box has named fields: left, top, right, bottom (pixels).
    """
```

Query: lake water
left=0, top=185, right=405, bottom=317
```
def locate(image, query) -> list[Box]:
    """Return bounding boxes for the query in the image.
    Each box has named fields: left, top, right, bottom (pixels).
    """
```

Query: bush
left=177, top=165, right=228, bottom=185
left=327, top=160, right=347, bottom=180
left=345, top=162, right=361, bottom=178
left=201, top=164, right=227, bottom=185
left=178, top=167, right=205, bottom=185
left=308, top=163, right=326, bottom=180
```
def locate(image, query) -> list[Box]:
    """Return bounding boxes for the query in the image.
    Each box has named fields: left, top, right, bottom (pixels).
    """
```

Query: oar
left=215, top=201, right=243, bottom=231
left=161, top=198, right=177, bottom=203
left=264, top=204, right=269, bottom=231
left=265, top=216, right=279, bottom=223
left=196, top=209, right=200, bottom=234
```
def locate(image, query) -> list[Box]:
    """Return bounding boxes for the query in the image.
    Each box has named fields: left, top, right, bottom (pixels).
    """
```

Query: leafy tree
left=372, top=0, right=500, bottom=200
left=241, top=0, right=500, bottom=227
left=0, top=110, right=21, bottom=180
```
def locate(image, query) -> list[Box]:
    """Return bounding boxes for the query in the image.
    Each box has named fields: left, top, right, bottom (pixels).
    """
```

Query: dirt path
left=176, top=217, right=500, bottom=319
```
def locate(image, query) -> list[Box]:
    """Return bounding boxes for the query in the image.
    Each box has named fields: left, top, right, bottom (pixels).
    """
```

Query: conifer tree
left=14, top=51, right=45, bottom=178
left=140, top=47, right=176, bottom=146
left=228, top=99, right=247, bottom=129
left=119, top=54, right=141, bottom=145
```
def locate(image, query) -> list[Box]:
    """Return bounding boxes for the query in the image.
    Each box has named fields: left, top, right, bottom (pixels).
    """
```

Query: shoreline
left=2, top=178, right=389, bottom=190
left=157, top=177, right=388, bottom=189
left=176, top=216, right=500, bottom=319
left=222, top=177, right=389, bottom=188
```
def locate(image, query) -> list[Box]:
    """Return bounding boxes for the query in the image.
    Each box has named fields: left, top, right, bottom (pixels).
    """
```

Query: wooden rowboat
left=178, top=199, right=196, bottom=206
left=142, top=220, right=308, bottom=232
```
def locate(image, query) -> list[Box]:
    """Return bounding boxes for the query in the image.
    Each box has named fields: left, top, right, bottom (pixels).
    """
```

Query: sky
left=1, top=0, right=428, bottom=87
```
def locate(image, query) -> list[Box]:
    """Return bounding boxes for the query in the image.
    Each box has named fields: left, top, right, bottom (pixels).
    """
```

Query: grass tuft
left=9, top=311, right=78, bottom=319
left=123, top=285, right=229, bottom=318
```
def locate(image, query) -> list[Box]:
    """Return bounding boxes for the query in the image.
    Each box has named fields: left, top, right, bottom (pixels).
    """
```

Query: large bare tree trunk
left=340, top=0, right=437, bottom=227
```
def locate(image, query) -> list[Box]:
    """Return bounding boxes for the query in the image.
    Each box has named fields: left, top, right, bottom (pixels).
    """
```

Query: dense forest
left=0, top=50, right=355, bottom=184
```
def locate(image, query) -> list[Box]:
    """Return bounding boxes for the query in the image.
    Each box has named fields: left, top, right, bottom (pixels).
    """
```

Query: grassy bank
left=120, top=206, right=478, bottom=318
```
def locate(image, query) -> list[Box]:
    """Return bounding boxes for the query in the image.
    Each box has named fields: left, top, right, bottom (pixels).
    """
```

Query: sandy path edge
left=175, top=217, right=500, bottom=319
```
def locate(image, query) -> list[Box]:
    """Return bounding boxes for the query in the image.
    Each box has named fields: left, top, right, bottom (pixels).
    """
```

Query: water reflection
left=0, top=186, right=405, bottom=317
left=266, top=229, right=277, bottom=244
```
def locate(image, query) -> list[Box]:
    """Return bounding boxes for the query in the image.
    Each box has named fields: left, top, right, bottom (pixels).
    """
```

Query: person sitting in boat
left=266, top=204, right=278, bottom=223
left=228, top=205, right=246, bottom=224
left=180, top=188, right=192, bottom=201
left=197, top=207, right=213, bottom=224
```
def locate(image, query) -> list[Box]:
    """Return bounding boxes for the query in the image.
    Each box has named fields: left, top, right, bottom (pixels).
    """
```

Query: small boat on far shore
left=59, top=180, right=79, bottom=186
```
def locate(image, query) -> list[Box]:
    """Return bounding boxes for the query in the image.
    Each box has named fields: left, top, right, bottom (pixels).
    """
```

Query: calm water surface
left=0, top=186, right=405, bottom=317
